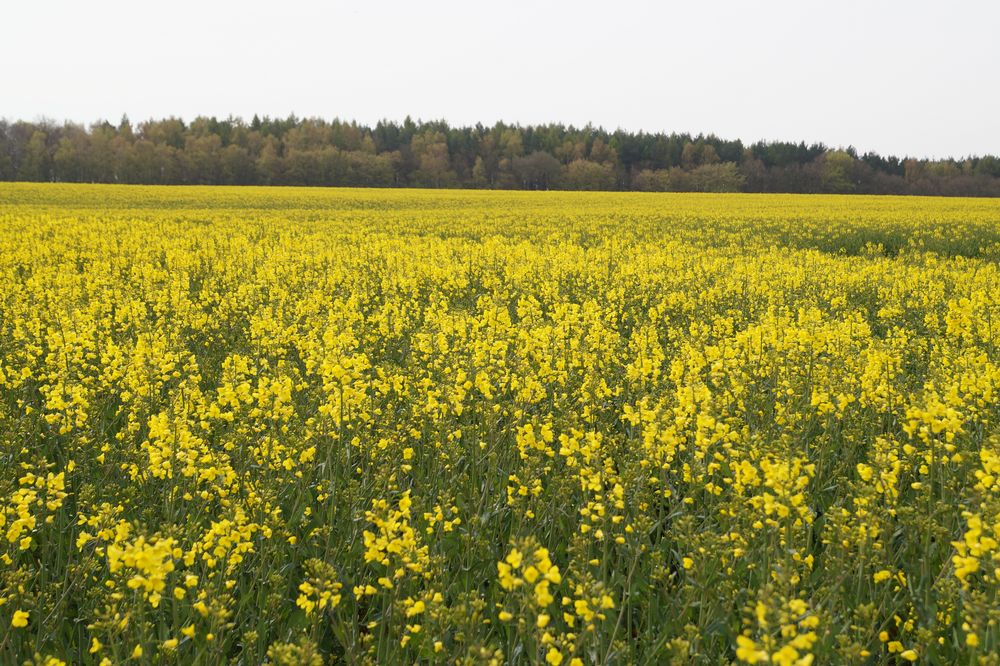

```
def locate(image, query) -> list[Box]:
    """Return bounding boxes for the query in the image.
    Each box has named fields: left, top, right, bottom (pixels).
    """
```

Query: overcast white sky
left=2, top=0, right=998, bottom=158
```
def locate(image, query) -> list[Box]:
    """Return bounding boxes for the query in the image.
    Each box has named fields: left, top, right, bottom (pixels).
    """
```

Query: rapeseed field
left=1, top=183, right=1000, bottom=664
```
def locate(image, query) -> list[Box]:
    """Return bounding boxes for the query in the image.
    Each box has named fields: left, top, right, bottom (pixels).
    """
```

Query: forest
left=2, top=115, right=1000, bottom=195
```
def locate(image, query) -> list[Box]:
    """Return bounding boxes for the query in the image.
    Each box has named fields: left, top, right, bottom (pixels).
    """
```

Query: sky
left=2, top=0, right=998, bottom=159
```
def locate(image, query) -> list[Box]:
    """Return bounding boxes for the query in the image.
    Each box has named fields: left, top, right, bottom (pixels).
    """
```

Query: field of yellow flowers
left=1, top=183, right=1000, bottom=664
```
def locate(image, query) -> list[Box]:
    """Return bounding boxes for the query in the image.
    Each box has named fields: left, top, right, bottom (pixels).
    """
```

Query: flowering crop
left=1, top=183, right=1000, bottom=663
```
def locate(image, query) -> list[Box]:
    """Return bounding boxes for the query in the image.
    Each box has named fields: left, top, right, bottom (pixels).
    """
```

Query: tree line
left=3, top=115, right=1000, bottom=196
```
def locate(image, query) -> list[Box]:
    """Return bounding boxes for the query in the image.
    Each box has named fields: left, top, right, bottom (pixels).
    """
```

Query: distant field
left=1, top=183, right=1000, bottom=664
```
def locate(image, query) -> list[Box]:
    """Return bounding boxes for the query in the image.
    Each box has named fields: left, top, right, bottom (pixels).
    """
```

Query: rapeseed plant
left=0, top=183, right=999, bottom=662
